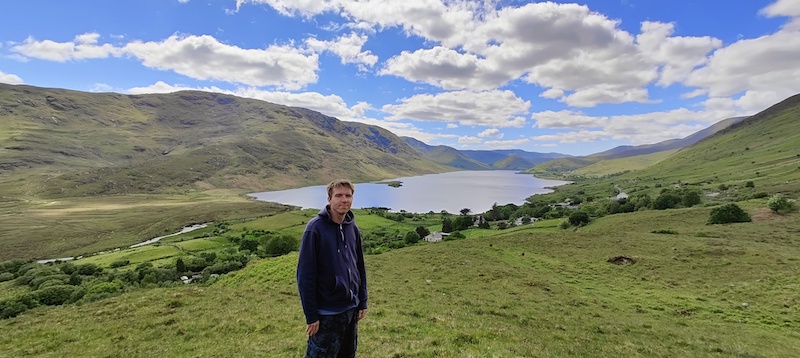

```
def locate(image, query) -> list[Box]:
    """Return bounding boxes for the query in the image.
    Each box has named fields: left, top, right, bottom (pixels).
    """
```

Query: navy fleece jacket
left=297, top=206, right=368, bottom=324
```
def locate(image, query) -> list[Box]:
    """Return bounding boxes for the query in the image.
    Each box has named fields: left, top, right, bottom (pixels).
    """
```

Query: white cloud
left=636, top=21, right=722, bottom=86
left=305, top=33, right=378, bottom=69
left=532, top=110, right=608, bottom=129
left=123, top=35, right=319, bottom=90
left=760, top=0, right=800, bottom=18
left=0, top=70, right=23, bottom=84
left=382, top=90, right=530, bottom=128
left=11, top=33, right=122, bottom=62
left=684, top=27, right=800, bottom=111
left=446, top=123, right=458, bottom=129
left=477, top=128, right=502, bottom=139
left=458, top=136, right=482, bottom=145
left=483, top=138, right=530, bottom=149
left=533, top=130, right=608, bottom=144
left=89, top=83, right=114, bottom=92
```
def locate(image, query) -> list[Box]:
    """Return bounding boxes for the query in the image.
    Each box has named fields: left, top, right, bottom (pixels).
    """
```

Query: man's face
left=328, top=185, right=353, bottom=216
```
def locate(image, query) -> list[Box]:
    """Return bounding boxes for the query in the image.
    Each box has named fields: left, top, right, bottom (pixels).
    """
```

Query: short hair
left=327, top=180, right=355, bottom=199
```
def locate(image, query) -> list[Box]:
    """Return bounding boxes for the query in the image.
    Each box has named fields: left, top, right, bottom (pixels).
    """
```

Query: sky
left=1, top=1, right=799, bottom=156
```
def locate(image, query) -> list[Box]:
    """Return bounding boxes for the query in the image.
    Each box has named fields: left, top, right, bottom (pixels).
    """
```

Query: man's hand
left=306, top=321, right=319, bottom=336
left=357, top=309, right=367, bottom=321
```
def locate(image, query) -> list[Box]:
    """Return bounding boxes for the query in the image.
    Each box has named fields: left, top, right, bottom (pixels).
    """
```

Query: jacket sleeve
left=297, top=224, right=319, bottom=324
left=355, top=226, right=368, bottom=310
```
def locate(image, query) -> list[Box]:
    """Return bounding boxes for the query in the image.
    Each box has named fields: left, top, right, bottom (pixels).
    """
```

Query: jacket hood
left=319, top=205, right=355, bottom=225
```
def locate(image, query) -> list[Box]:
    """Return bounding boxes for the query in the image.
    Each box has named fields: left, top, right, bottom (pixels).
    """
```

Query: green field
left=1, top=202, right=798, bottom=357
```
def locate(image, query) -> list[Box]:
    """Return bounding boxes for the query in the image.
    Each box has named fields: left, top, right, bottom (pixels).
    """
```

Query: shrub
left=568, top=212, right=590, bottom=227
left=34, top=285, right=77, bottom=306
left=767, top=194, right=796, bottom=215
left=83, top=281, right=123, bottom=302
left=265, top=235, right=298, bottom=257
left=404, top=231, right=420, bottom=245
left=205, top=260, right=243, bottom=275
left=0, top=272, right=14, bottom=282
left=708, top=204, right=752, bottom=224
left=1, top=299, right=29, bottom=319
left=745, top=181, right=755, bottom=188
left=653, top=193, right=682, bottom=210
left=651, top=229, right=679, bottom=235
left=0, top=259, right=29, bottom=275
left=109, top=259, right=130, bottom=268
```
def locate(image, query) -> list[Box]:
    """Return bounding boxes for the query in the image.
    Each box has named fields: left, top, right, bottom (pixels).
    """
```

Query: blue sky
left=1, top=0, right=799, bottom=155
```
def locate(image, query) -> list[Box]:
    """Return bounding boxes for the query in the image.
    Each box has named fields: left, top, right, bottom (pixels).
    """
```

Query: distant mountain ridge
left=402, top=137, right=569, bottom=170
left=533, top=116, right=748, bottom=173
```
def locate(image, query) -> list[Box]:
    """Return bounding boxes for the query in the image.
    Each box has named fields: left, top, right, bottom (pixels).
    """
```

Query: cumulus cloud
left=477, top=128, right=502, bottom=139
left=123, top=35, right=319, bottom=90
left=458, top=136, right=482, bottom=145
left=483, top=138, right=530, bottom=149
left=532, top=110, right=608, bottom=129
left=533, top=130, right=608, bottom=144
left=637, top=21, right=722, bottom=86
left=382, top=90, right=530, bottom=128
left=305, top=32, right=378, bottom=69
left=0, top=70, right=23, bottom=84
left=684, top=29, right=800, bottom=106
left=11, top=33, right=122, bottom=62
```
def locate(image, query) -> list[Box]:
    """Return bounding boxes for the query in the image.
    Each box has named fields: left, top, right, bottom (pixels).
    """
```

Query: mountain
left=628, top=93, right=800, bottom=193
left=402, top=137, right=569, bottom=170
left=401, top=137, right=492, bottom=170
left=532, top=116, right=748, bottom=174
left=0, top=84, right=451, bottom=197
left=589, top=116, right=748, bottom=158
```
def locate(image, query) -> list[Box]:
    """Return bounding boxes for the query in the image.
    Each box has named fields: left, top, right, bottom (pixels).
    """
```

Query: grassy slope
left=1, top=204, right=798, bottom=357
left=0, top=192, right=291, bottom=261
left=0, top=84, right=451, bottom=198
left=572, top=149, right=678, bottom=177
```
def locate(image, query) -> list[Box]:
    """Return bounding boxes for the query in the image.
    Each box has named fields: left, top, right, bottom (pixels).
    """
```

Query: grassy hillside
left=1, top=202, right=798, bottom=357
left=491, top=154, right=535, bottom=170
left=571, top=149, right=678, bottom=178
left=617, top=93, right=800, bottom=197
left=0, top=84, right=451, bottom=198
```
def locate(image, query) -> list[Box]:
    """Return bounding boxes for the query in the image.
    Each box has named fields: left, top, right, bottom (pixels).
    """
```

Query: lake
left=248, top=171, right=570, bottom=214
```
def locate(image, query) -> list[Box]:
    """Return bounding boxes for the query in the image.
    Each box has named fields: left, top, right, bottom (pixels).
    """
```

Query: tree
left=265, top=235, right=298, bottom=256
left=682, top=190, right=702, bottom=207
left=653, top=192, right=682, bottom=210
left=176, top=258, right=187, bottom=273
left=460, top=208, right=472, bottom=216
left=239, top=238, right=259, bottom=253
left=568, top=212, right=590, bottom=227
left=708, top=204, right=751, bottom=224
left=415, top=226, right=430, bottom=239
left=767, top=194, right=796, bottom=214
left=404, top=231, right=420, bottom=245
left=442, top=217, right=453, bottom=233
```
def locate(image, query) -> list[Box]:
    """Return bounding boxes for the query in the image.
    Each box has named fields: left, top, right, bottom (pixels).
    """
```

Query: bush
left=767, top=194, right=796, bottom=215
left=568, top=212, right=590, bottom=227
left=1, top=299, right=28, bottom=319
left=404, top=231, right=420, bottom=245
left=34, top=285, right=77, bottom=306
left=109, top=259, right=130, bottom=268
left=83, top=281, right=123, bottom=302
left=0, top=272, right=14, bottom=282
left=708, top=204, right=752, bottom=224
left=204, top=260, right=243, bottom=275
left=653, top=193, right=682, bottom=210
left=0, top=259, right=29, bottom=275
left=265, top=235, right=298, bottom=257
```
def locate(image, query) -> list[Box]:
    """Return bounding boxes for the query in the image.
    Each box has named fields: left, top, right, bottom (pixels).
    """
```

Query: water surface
left=248, top=171, right=570, bottom=214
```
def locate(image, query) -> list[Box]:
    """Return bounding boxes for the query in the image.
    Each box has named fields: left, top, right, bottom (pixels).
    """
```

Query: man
left=297, top=180, right=368, bottom=358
